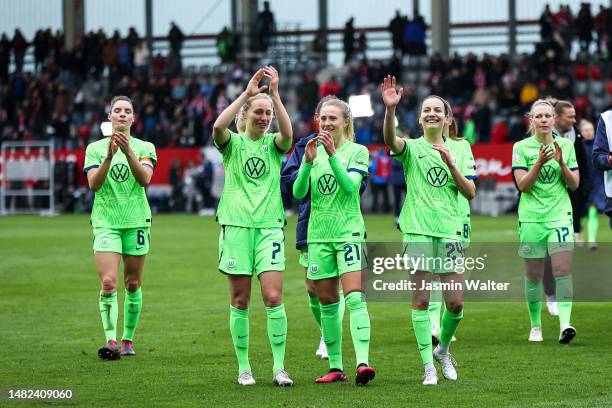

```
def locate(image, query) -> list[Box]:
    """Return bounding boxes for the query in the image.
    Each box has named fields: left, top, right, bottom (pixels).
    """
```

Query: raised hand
left=553, top=141, right=564, bottom=164
left=245, top=68, right=268, bottom=97
left=380, top=75, right=403, bottom=108
left=537, top=144, right=554, bottom=166
left=112, top=132, right=132, bottom=155
left=304, top=138, right=318, bottom=164
left=432, top=144, right=453, bottom=167
left=263, top=66, right=279, bottom=96
left=318, top=131, right=336, bottom=157
left=107, top=135, right=119, bottom=158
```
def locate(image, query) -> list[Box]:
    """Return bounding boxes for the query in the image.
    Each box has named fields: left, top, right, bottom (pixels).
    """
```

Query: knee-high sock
left=587, top=206, right=599, bottom=243
left=428, top=286, right=443, bottom=331
left=338, top=290, right=346, bottom=323
left=122, top=287, right=142, bottom=341
left=542, top=258, right=555, bottom=297
left=321, top=301, right=343, bottom=370
left=266, top=304, right=287, bottom=373
left=525, top=277, right=542, bottom=327
left=555, top=275, right=573, bottom=328
left=345, top=292, right=371, bottom=367
left=99, top=291, right=118, bottom=342
left=411, top=309, right=433, bottom=365
left=230, top=305, right=251, bottom=373
left=439, top=308, right=463, bottom=353
left=308, top=294, right=322, bottom=331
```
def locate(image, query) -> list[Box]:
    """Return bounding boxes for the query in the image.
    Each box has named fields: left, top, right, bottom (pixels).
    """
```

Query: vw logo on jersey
left=317, top=174, right=338, bottom=195
left=426, top=166, right=448, bottom=187
left=110, top=163, right=130, bottom=183
left=244, top=157, right=266, bottom=179
left=538, top=165, right=556, bottom=184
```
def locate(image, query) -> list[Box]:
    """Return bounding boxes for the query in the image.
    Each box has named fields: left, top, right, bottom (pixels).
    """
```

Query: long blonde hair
left=527, top=99, right=555, bottom=135
left=234, top=93, right=274, bottom=133
left=319, top=98, right=355, bottom=142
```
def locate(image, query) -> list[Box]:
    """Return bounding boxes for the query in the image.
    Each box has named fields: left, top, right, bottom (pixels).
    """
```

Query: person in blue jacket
left=592, top=109, right=612, bottom=229
left=281, top=95, right=367, bottom=359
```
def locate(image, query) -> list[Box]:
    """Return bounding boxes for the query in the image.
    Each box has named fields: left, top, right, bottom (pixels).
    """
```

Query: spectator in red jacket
left=319, top=75, right=341, bottom=97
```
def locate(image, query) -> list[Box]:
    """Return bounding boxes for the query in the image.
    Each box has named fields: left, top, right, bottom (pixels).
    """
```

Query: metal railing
left=8, top=19, right=544, bottom=71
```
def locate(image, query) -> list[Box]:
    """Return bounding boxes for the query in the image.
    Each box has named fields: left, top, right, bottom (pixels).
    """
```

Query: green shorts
left=518, top=220, right=575, bottom=259
left=218, top=226, right=285, bottom=276
left=299, top=247, right=309, bottom=268
left=461, top=219, right=471, bottom=248
left=307, top=242, right=367, bottom=281
left=402, top=234, right=464, bottom=274
left=93, top=227, right=150, bottom=256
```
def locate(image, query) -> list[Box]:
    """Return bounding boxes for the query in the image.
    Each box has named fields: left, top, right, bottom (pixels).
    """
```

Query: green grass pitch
left=1, top=214, right=611, bottom=407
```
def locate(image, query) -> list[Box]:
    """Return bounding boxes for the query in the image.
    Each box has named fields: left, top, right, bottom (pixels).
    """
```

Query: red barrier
left=471, top=143, right=514, bottom=182
left=2, top=143, right=516, bottom=186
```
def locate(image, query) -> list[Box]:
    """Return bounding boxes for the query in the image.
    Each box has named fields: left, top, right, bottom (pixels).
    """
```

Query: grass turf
left=1, top=214, right=611, bottom=407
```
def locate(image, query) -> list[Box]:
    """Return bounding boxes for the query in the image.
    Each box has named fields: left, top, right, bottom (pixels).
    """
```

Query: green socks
left=321, top=301, right=343, bottom=370
left=338, top=290, right=346, bottom=324
left=411, top=309, right=433, bottom=365
left=587, top=206, right=599, bottom=244
left=310, top=290, right=345, bottom=332
left=309, top=294, right=322, bottom=329
left=439, top=308, right=463, bottom=352
left=525, top=277, right=543, bottom=327
left=345, top=291, right=371, bottom=367
left=99, top=291, right=118, bottom=342
left=555, top=275, right=573, bottom=328
left=230, top=305, right=251, bottom=373
left=122, top=288, right=142, bottom=341
left=266, top=304, right=287, bottom=373
left=428, top=287, right=443, bottom=332
left=231, top=304, right=288, bottom=374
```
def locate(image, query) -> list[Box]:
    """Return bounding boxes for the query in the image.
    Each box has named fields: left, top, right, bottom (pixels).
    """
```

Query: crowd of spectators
left=0, top=4, right=610, bottom=154
left=539, top=2, right=611, bottom=56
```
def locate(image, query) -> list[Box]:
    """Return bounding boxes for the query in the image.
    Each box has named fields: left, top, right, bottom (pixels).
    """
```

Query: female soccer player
left=84, top=96, right=157, bottom=360
left=293, top=98, right=375, bottom=385
left=281, top=95, right=361, bottom=360
left=381, top=76, right=476, bottom=385
left=212, top=67, right=293, bottom=386
left=429, top=101, right=473, bottom=343
left=512, top=99, right=579, bottom=345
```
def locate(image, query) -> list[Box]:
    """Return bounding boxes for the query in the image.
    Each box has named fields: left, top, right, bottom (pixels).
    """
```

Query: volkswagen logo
left=110, top=163, right=129, bottom=182
left=426, top=167, right=448, bottom=187
left=538, top=165, right=556, bottom=184
left=317, top=174, right=338, bottom=195
left=244, top=157, right=266, bottom=179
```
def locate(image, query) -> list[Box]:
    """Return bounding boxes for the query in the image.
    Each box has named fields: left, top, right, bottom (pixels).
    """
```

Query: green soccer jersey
left=391, top=137, right=476, bottom=240
left=512, top=135, right=577, bottom=222
left=216, top=132, right=285, bottom=229
left=448, top=138, right=475, bottom=219
left=84, top=136, right=157, bottom=229
left=307, top=141, right=369, bottom=243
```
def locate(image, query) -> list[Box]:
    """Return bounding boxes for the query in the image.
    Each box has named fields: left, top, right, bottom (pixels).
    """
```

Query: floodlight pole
left=62, top=0, right=85, bottom=51
left=319, top=0, right=328, bottom=63
left=431, top=0, right=450, bottom=58
left=145, top=0, right=153, bottom=62
left=509, top=0, right=517, bottom=58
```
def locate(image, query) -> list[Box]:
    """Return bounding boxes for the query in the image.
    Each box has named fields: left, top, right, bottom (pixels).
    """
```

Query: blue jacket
left=592, top=111, right=612, bottom=215
left=280, top=133, right=368, bottom=250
